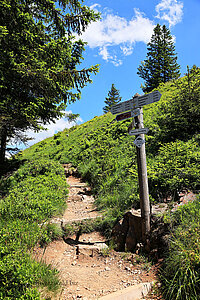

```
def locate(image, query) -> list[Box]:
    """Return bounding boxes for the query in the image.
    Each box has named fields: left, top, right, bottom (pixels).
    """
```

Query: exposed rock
left=71, top=194, right=83, bottom=202
left=148, top=215, right=170, bottom=259
left=125, top=212, right=142, bottom=252
left=76, top=243, right=108, bottom=258
left=111, top=212, right=142, bottom=252
left=111, top=214, right=129, bottom=251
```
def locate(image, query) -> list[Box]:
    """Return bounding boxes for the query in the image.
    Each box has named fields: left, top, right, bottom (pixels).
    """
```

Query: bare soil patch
left=34, top=240, right=159, bottom=299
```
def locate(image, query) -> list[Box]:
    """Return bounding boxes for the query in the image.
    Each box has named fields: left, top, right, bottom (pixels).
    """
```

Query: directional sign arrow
left=115, top=108, right=140, bottom=122
left=111, top=98, right=137, bottom=115
left=128, top=128, right=149, bottom=136
left=111, top=90, right=161, bottom=115
left=133, top=136, right=145, bottom=148
left=136, top=90, right=161, bottom=108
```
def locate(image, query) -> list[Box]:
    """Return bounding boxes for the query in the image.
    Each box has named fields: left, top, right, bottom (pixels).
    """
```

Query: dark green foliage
left=66, top=113, right=80, bottom=124
left=137, top=24, right=180, bottom=92
left=0, top=0, right=100, bottom=163
left=155, top=66, right=200, bottom=142
left=0, top=158, right=67, bottom=298
left=161, top=198, right=200, bottom=299
left=148, top=139, right=200, bottom=201
left=143, top=66, right=200, bottom=155
left=103, top=84, right=122, bottom=113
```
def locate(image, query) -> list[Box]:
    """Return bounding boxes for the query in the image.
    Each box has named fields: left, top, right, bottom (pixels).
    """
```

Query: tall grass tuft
left=161, top=198, right=200, bottom=299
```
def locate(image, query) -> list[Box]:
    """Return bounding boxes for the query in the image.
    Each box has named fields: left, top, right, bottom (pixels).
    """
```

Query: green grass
left=22, top=113, right=141, bottom=218
left=62, top=216, right=114, bottom=239
left=0, top=158, right=68, bottom=299
left=1, top=71, right=199, bottom=299
left=161, top=198, right=200, bottom=299
left=20, top=74, right=200, bottom=210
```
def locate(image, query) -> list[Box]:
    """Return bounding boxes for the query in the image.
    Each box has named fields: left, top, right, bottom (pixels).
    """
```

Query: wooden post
left=134, top=106, right=151, bottom=248
left=111, top=91, right=162, bottom=249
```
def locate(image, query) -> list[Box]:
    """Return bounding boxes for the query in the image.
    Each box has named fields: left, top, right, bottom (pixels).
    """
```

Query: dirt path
left=63, top=175, right=101, bottom=222
left=34, top=165, right=161, bottom=300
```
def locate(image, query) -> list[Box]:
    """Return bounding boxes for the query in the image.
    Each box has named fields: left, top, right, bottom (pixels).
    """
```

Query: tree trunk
left=0, top=126, right=7, bottom=165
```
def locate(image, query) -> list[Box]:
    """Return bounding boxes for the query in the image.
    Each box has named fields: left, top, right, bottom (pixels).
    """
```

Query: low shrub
left=148, top=139, right=200, bottom=201
left=40, top=223, right=64, bottom=246
left=0, top=252, right=59, bottom=300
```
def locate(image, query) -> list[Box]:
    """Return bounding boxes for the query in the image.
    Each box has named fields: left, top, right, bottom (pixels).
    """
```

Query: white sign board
left=135, top=91, right=161, bottom=108
left=128, top=128, right=149, bottom=136
left=133, top=136, right=145, bottom=148
left=111, top=91, right=161, bottom=115
left=111, top=98, right=136, bottom=115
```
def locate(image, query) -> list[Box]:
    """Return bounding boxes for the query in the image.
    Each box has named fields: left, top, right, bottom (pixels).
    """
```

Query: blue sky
left=25, top=0, right=200, bottom=147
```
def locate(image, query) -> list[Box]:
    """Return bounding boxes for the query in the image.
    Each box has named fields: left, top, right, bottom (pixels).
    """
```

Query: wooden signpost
left=111, top=90, right=161, bottom=115
left=134, top=106, right=150, bottom=247
left=111, top=91, right=162, bottom=248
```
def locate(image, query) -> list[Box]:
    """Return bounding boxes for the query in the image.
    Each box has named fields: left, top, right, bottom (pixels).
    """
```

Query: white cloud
left=90, top=3, right=101, bottom=12
left=80, top=8, right=155, bottom=66
left=99, top=46, right=109, bottom=61
left=79, top=1, right=184, bottom=65
left=120, top=44, right=134, bottom=56
left=99, top=46, right=122, bottom=66
left=155, top=0, right=183, bottom=27
left=24, top=111, right=83, bottom=147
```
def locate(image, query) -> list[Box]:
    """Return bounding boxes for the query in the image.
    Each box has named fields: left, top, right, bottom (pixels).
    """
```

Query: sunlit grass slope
left=21, top=76, right=200, bottom=299
left=1, top=71, right=199, bottom=299
left=22, top=79, right=200, bottom=213
left=23, top=113, right=140, bottom=218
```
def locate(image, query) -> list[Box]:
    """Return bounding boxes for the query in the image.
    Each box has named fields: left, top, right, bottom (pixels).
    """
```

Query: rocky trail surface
left=34, top=165, right=163, bottom=300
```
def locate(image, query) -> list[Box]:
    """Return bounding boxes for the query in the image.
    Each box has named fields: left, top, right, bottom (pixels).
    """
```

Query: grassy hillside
left=0, top=66, right=200, bottom=299
left=0, top=159, right=68, bottom=299
left=22, top=113, right=140, bottom=219
left=22, top=76, right=200, bottom=213
left=21, top=69, right=200, bottom=300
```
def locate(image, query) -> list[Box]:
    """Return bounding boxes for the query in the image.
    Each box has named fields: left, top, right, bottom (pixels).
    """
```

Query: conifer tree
left=137, top=24, right=180, bottom=93
left=103, top=84, right=122, bottom=113
left=0, top=0, right=100, bottom=164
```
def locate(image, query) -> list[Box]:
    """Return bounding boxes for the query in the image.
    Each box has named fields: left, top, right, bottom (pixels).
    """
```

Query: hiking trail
left=34, top=164, right=162, bottom=300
